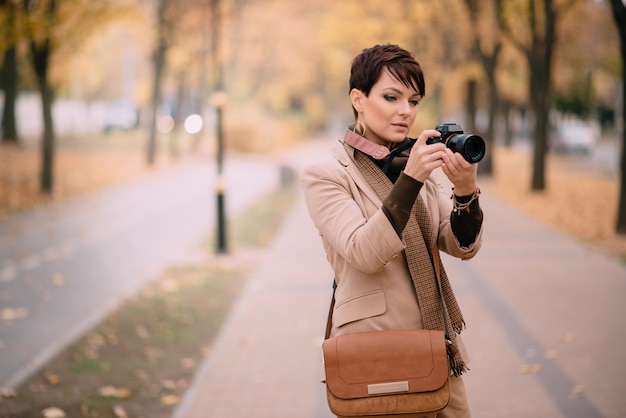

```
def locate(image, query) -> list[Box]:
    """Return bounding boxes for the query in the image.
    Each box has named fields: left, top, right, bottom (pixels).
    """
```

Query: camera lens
left=447, top=134, right=485, bottom=163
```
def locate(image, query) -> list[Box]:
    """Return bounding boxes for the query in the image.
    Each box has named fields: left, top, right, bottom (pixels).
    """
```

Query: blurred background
left=0, top=1, right=621, bottom=159
left=0, top=0, right=623, bottom=238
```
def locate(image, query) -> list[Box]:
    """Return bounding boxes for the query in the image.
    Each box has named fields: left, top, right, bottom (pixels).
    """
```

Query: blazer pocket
left=333, top=290, right=386, bottom=328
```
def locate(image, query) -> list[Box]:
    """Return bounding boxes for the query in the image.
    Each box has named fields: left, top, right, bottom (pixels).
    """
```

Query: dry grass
left=0, top=133, right=180, bottom=221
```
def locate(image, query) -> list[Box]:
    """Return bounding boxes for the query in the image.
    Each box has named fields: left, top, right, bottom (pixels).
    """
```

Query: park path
left=0, top=153, right=281, bottom=390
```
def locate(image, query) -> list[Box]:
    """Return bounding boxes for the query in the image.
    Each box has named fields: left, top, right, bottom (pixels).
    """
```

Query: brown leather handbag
left=322, top=249, right=453, bottom=417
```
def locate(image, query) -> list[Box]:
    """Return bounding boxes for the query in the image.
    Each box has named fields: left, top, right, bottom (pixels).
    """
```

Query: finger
left=454, top=152, right=473, bottom=168
left=416, top=129, right=441, bottom=146
left=410, top=140, right=444, bottom=162
left=441, top=150, right=461, bottom=174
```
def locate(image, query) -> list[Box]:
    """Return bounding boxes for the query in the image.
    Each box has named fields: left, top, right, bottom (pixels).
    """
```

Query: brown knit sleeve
left=382, top=172, right=423, bottom=236
left=450, top=194, right=483, bottom=248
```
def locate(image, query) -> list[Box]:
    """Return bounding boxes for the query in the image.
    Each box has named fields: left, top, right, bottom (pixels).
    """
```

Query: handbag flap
left=323, top=329, right=449, bottom=400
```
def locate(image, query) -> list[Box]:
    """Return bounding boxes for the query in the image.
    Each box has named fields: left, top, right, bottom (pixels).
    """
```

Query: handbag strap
left=324, top=279, right=337, bottom=340
left=324, top=243, right=453, bottom=348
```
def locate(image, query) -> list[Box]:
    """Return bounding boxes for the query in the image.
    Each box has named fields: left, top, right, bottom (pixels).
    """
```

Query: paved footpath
left=0, top=154, right=280, bottom=390
left=173, top=141, right=626, bottom=418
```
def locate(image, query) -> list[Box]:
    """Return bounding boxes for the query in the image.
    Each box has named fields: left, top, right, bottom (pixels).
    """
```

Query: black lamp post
left=213, top=92, right=227, bottom=253
left=211, top=0, right=227, bottom=254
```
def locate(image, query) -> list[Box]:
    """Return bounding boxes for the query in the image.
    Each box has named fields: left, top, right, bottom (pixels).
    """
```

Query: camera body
left=426, top=123, right=486, bottom=163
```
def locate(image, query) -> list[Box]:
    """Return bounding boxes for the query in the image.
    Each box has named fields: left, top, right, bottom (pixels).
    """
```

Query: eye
left=384, top=95, right=397, bottom=102
left=410, top=99, right=420, bottom=106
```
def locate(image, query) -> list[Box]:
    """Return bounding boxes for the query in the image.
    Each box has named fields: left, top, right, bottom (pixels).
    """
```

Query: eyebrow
left=382, top=86, right=421, bottom=98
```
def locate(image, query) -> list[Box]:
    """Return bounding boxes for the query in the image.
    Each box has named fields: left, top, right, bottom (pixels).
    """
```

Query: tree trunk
left=31, top=39, right=55, bottom=193
left=527, top=0, right=556, bottom=192
left=479, top=56, right=499, bottom=176
left=501, top=100, right=513, bottom=147
left=1, top=46, right=18, bottom=143
left=1, top=0, right=18, bottom=143
left=146, top=0, right=169, bottom=166
left=23, top=0, right=56, bottom=193
left=529, top=55, right=550, bottom=191
left=169, top=70, right=186, bottom=157
left=146, top=46, right=165, bottom=165
left=466, top=79, right=478, bottom=134
left=610, top=0, right=626, bottom=234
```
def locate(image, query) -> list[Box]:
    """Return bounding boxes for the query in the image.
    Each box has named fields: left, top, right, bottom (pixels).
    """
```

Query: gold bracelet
left=451, top=187, right=481, bottom=214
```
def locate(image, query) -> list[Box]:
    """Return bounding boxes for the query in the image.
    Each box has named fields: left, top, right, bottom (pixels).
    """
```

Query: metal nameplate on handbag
left=367, top=381, right=409, bottom=395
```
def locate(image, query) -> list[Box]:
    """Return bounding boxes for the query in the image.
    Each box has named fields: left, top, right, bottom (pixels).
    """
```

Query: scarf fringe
left=451, top=358, right=468, bottom=377
left=449, top=323, right=467, bottom=376
left=447, top=332, right=468, bottom=377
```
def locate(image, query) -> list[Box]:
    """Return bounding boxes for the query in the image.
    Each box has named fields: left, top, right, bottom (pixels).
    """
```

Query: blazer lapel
left=330, top=140, right=383, bottom=208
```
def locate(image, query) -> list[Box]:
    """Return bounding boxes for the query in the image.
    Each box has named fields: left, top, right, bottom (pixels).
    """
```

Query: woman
left=301, top=44, right=484, bottom=417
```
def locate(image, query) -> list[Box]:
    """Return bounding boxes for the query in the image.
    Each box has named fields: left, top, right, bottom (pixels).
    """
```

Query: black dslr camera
left=426, top=123, right=486, bottom=163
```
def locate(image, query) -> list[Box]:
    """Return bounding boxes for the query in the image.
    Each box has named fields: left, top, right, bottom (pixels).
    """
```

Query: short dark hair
left=349, top=44, right=425, bottom=118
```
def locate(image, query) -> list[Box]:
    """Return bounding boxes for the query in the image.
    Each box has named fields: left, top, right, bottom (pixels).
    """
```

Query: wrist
left=453, top=184, right=478, bottom=197
left=451, top=187, right=480, bottom=214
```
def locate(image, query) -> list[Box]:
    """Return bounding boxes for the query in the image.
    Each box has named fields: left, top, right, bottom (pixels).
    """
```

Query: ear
left=349, top=88, right=364, bottom=113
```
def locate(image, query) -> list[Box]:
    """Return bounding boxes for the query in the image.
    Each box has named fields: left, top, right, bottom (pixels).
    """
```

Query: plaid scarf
left=350, top=145, right=467, bottom=376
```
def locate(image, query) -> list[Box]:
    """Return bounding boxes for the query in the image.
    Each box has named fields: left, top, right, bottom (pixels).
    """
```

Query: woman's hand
left=441, top=148, right=478, bottom=196
left=403, top=129, right=446, bottom=182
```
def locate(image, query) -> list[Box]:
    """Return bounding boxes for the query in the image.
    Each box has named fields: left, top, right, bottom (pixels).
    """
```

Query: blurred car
left=551, top=120, right=599, bottom=155
left=102, top=100, right=138, bottom=131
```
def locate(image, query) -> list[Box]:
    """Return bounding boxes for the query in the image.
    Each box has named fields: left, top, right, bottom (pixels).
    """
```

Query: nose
left=398, top=100, right=411, bottom=116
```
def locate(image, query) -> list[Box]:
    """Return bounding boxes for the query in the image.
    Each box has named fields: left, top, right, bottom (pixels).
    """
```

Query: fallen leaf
left=98, top=385, right=132, bottom=399
left=52, top=274, right=65, bottom=286
left=517, top=364, right=542, bottom=374
left=112, top=405, right=128, bottom=418
left=41, top=407, right=67, bottom=418
left=1, top=307, right=29, bottom=321
left=98, top=385, right=118, bottom=397
left=180, top=358, right=195, bottom=369
left=116, top=387, right=132, bottom=399
left=544, top=349, right=558, bottom=359
left=83, top=333, right=105, bottom=359
left=104, top=329, right=119, bottom=345
left=1, top=388, right=17, bottom=398
left=44, top=373, right=61, bottom=385
left=144, top=346, right=163, bottom=362
left=160, top=394, right=180, bottom=406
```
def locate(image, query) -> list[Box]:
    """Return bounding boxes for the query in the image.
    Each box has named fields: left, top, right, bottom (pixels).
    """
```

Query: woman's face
left=353, top=69, right=420, bottom=146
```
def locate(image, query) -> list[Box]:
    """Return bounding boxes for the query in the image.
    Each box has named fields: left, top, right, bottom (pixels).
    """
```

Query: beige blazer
left=301, top=139, right=482, bottom=339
